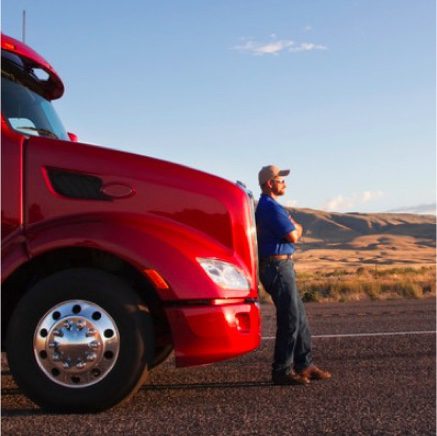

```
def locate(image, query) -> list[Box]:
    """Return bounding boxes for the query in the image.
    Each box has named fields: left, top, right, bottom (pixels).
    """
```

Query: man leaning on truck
left=255, top=165, right=332, bottom=386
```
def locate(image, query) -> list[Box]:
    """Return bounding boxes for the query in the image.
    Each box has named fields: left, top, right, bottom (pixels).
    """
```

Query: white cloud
left=323, top=195, right=352, bottom=211
left=322, top=191, right=384, bottom=212
left=233, top=39, right=293, bottom=56
left=387, top=203, right=436, bottom=215
left=285, top=199, right=299, bottom=208
left=361, top=191, right=384, bottom=203
left=289, top=42, right=327, bottom=53
left=233, top=35, right=327, bottom=56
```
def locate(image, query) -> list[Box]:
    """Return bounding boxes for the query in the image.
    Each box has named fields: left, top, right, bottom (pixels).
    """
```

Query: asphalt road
left=2, top=298, right=435, bottom=435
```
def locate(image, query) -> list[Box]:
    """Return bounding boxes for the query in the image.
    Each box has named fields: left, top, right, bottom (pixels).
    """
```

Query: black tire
left=6, top=268, right=154, bottom=413
left=150, top=343, right=174, bottom=370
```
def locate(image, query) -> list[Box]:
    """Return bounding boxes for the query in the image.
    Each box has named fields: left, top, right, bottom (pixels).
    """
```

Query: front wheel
left=6, top=268, right=154, bottom=412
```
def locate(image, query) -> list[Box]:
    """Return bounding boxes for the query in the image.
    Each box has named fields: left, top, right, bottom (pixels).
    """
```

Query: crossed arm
left=284, top=217, right=303, bottom=243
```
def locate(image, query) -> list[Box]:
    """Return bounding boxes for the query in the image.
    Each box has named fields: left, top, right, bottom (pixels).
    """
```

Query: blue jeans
left=260, top=259, right=313, bottom=375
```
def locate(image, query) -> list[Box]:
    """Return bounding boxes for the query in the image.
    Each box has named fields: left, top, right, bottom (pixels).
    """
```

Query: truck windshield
left=1, top=75, right=69, bottom=140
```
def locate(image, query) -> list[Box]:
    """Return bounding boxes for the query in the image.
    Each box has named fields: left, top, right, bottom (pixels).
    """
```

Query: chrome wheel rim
left=33, top=300, right=120, bottom=388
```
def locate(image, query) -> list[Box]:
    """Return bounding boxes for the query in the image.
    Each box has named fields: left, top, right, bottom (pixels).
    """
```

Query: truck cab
left=1, top=33, right=260, bottom=412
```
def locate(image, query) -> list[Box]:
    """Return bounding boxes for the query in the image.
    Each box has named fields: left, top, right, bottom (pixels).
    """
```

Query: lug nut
left=86, top=352, right=97, bottom=361
left=52, top=353, right=60, bottom=361
left=89, top=340, right=101, bottom=349
left=86, top=328, right=97, bottom=337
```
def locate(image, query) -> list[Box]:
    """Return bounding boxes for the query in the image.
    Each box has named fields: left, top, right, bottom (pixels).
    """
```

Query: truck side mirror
left=68, top=132, right=78, bottom=142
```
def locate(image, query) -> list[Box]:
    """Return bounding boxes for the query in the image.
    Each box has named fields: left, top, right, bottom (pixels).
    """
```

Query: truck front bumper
left=164, top=300, right=261, bottom=367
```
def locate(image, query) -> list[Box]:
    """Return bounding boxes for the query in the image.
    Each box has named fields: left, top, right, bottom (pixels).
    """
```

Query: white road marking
left=262, top=330, right=436, bottom=340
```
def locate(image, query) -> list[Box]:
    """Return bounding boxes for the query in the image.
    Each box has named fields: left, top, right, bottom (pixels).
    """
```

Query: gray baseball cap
left=258, top=165, right=290, bottom=185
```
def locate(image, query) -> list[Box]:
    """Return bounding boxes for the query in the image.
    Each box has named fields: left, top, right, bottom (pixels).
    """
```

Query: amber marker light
left=144, top=269, right=169, bottom=290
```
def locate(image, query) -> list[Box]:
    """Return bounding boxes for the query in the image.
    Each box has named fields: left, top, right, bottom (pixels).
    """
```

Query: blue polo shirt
left=255, top=194, right=296, bottom=259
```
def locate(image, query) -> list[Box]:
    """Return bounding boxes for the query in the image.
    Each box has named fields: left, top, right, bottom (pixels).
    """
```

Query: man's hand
left=285, top=216, right=303, bottom=243
left=285, top=225, right=302, bottom=243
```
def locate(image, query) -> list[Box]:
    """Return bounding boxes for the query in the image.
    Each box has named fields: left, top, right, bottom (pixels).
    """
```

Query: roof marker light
left=3, top=41, right=16, bottom=51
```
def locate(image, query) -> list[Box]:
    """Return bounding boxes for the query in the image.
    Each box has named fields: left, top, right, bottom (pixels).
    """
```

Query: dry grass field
left=261, top=208, right=436, bottom=302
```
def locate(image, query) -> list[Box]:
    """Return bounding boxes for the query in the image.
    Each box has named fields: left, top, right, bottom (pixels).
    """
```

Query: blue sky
left=2, top=1, right=436, bottom=213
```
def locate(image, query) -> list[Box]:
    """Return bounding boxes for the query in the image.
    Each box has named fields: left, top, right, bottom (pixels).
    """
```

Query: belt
left=260, top=254, right=293, bottom=263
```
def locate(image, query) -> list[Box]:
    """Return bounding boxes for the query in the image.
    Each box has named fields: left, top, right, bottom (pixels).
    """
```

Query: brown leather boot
left=272, top=371, right=310, bottom=386
left=299, top=365, right=332, bottom=382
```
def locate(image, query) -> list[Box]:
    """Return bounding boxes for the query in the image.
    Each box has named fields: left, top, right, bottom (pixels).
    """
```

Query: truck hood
left=24, top=137, right=257, bottom=284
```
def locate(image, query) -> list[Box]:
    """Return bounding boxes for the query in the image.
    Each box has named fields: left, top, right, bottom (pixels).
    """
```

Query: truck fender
left=24, top=213, right=247, bottom=301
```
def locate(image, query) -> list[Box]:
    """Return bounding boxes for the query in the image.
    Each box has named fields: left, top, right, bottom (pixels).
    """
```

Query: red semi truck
left=1, top=34, right=260, bottom=412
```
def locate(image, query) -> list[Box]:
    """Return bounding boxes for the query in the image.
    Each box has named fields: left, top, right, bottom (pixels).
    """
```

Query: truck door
left=1, top=121, right=24, bottom=241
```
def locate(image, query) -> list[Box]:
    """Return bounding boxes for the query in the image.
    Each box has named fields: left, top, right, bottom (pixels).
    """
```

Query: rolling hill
left=286, top=208, right=436, bottom=271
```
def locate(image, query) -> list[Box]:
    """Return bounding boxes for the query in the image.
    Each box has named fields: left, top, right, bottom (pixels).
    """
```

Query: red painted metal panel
left=1, top=33, right=260, bottom=368
left=166, top=303, right=261, bottom=366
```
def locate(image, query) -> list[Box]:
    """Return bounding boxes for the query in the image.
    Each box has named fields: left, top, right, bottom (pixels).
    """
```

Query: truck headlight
left=197, top=258, right=250, bottom=291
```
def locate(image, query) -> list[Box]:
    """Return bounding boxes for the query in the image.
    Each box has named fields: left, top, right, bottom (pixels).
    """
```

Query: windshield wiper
left=15, top=126, right=59, bottom=139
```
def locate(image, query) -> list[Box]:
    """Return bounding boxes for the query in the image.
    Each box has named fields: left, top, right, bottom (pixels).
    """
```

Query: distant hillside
left=285, top=208, right=436, bottom=271
left=289, top=208, right=436, bottom=242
